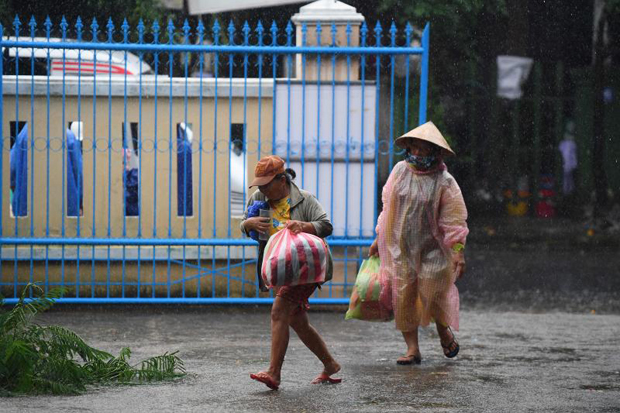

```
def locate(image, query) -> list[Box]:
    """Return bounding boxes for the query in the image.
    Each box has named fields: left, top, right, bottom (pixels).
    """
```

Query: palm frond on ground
left=0, top=284, right=185, bottom=396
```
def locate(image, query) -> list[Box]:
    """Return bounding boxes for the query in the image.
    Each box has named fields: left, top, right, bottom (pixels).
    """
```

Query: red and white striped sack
left=261, top=228, right=333, bottom=288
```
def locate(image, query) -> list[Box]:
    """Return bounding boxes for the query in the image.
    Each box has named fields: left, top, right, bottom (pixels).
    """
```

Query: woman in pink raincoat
left=369, top=121, right=468, bottom=365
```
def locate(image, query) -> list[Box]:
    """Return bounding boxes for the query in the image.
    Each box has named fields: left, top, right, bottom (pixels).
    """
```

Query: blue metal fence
left=0, top=16, right=429, bottom=304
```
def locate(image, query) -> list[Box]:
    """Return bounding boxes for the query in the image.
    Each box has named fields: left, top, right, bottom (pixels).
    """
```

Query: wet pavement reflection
left=5, top=306, right=619, bottom=412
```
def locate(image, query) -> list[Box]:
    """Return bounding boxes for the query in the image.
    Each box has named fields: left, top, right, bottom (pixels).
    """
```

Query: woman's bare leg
left=290, top=310, right=340, bottom=376
left=398, top=329, right=421, bottom=363
left=255, top=295, right=297, bottom=385
left=436, top=322, right=459, bottom=356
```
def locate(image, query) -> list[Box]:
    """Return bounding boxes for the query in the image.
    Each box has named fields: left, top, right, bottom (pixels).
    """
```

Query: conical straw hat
left=395, top=121, right=455, bottom=156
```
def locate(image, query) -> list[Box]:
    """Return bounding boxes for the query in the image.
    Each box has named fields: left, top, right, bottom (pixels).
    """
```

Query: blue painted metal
left=0, top=17, right=430, bottom=304
left=0, top=39, right=425, bottom=56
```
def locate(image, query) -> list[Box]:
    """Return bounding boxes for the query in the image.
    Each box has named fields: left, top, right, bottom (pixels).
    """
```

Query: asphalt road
left=3, top=306, right=619, bottom=412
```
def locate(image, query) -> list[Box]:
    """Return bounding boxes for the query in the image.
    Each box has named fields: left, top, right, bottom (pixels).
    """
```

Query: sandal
left=311, top=373, right=342, bottom=385
left=250, top=372, right=280, bottom=390
left=396, top=354, right=422, bottom=365
left=440, top=328, right=460, bottom=358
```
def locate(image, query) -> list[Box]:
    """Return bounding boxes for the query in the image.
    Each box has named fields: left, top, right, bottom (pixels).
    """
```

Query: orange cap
left=249, top=155, right=286, bottom=187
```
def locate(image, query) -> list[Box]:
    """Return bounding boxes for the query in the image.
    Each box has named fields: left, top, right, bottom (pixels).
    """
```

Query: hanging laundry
left=176, top=123, right=193, bottom=216
left=66, top=129, right=83, bottom=216
left=10, top=124, right=28, bottom=217
left=123, top=123, right=139, bottom=216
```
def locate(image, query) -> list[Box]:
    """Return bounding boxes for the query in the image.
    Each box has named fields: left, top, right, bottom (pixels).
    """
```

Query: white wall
left=275, top=82, right=377, bottom=237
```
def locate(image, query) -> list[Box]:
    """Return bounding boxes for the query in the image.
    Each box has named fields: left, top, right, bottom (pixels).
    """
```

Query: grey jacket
left=240, top=182, right=333, bottom=291
left=240, top=182, right=333, bottom=238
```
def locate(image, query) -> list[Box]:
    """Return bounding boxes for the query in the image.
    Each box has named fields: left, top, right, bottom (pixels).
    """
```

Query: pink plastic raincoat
left=376, top=161, right=469, bottom=332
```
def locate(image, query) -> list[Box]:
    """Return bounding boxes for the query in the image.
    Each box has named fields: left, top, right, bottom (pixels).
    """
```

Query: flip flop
left=441, top=339, right=460, bottom=358
left=311, top=373, right=342, bottom=385
left=250, top=372, right=280, bottom=390
left=441, top=328, right=460, bottom=358
left=396, top=354, right=422, bottom=365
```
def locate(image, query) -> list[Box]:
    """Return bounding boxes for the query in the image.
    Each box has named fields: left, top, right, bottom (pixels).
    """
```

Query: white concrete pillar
left=291, top=0, right=365, bottom=81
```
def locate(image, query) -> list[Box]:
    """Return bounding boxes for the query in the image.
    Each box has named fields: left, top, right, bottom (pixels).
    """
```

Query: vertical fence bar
left=121, top=19, right=130, bottom=299
left=285, top=22, right=293, bottom=165
left=300, top=23, right=307, bottom=188
left=343, top=23, right=353, bottom=295
left=44, top=18, right=52, bottom=293
left=373, top=22, right=382, bottom=231
left=255, top=21, right=264, bottom=296
left=197, top=19, right=205, bottom=298
left=226, top=20, right=235, bottom=298
left=271, top=21, right=278, bottom=157
left=181, top=19, right=190, bottom=299
left=212, top=20, right=221, bottom=298
left=388, top=23, right=396, bottom=171
left=137, top=20, right=145, bottom=298
left=60, top=17, right=68, bottom=292
left=13, top=17, right=21, bottom=297
left=106, top=18, right=114, bottom=298
left=315, top=22, right=322, bottom=208
left=91, top=18, right=99, bottom=298
left=241, top=21, right=250, bottom=297
left=28, top=17, right=36, bottom=292
left=359, top=22, right=367, bottom=240
left=75, top=17, right=83, bottom=298
left=166, top=19, right=174, bottom=299
left=403, top=23, right=412, bottom=133
left=418, top=23, right=429, bottom=124
left=356, top=21, right=369, bottom=289
left=256, top=21, right=264, bottom=160
left=152, top=20, right=160, bottom=298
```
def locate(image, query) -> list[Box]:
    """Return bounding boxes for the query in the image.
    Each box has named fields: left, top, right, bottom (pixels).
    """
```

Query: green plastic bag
left=345, top=256, right=392, bottom=322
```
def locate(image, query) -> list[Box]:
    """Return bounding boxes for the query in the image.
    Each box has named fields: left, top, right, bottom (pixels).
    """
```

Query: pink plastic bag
left=261, top=228, right=333, bottom=288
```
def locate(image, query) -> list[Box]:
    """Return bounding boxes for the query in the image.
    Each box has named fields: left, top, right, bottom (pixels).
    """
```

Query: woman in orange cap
left=241, top=155, right=341, bottom=390
left=369, top=121, right=468, bottom=365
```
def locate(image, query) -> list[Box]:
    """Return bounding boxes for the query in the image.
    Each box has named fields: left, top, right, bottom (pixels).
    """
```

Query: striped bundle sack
left=261, top=228, right=333, bottom=288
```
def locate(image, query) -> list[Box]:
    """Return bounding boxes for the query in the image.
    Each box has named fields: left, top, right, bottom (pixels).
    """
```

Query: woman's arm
left=438, top=178, right=469, bottom=278
left=288, top=194, right=333, bottom=238
left=240, top=191, right=267, bottom=236
left=438, top=178, right=469, bottom=248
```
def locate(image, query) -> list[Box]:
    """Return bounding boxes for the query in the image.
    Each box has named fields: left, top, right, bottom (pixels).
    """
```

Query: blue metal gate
left=0, top=16, right=429, bottom=304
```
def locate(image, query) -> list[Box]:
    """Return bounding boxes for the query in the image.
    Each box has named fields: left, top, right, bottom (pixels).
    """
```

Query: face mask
left=405, top=152, right=436, bottom=170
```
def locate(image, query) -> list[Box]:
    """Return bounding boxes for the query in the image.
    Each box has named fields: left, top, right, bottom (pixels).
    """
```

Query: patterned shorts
left=276, top=283, right=318, bottom=314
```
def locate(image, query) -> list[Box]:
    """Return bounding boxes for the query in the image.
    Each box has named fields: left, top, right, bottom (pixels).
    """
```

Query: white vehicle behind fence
left=2, top=36, right=153, bottom=77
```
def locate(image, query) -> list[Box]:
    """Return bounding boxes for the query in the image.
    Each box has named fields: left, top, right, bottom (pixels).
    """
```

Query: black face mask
left=405, top=152, right=437, bottom=169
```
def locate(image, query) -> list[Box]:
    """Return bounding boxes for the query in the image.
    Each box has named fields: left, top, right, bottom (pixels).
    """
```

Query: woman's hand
left=452, top=251, right=466, bottom=279
left=285, top=220, right=315, bottom=235
left=368, top=239, right=379, bottom=258
left=244, top=216, right=271, bottom=235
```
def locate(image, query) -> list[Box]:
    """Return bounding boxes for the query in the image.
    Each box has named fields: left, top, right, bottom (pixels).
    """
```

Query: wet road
left=4, top=306, right=619, bottom=412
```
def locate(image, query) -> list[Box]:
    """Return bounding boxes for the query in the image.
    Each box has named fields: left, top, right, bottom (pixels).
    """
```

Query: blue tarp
left=66, top=129, right=83, bottom=216
left=9, top=124, right=28, bottom=217
left=176, top=124, right=193, bottom=216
